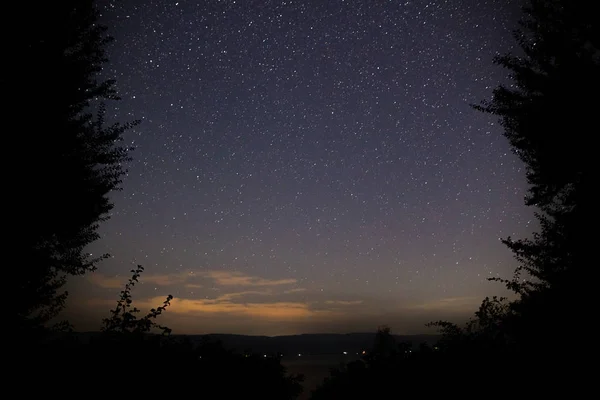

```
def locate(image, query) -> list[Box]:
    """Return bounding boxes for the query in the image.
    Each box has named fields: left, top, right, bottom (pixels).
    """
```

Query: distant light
left=298, top=353, right=302, bottom=357
left=362, top=350, right=366, bottom=355
left=263, top=354, right=267, bottom=357
left=343, top=351, right=347, bottom=355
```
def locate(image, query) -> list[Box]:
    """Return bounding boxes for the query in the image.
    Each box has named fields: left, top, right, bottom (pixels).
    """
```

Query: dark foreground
left=282, top=354, right=361, bottom=399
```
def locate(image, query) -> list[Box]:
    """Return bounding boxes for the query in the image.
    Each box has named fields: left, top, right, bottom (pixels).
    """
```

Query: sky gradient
left=65, top=0, right=533, bottom=336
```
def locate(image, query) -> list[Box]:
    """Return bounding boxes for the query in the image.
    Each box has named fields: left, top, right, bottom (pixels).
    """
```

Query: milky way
left=66, top=0, right=533, bottom=336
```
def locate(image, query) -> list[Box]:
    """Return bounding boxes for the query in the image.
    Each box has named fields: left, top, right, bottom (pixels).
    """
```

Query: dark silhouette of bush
left=6, top=0, right=139, bottom=336
left=309, top=324, right=529, bottom=399
left=368, top=325, right=396, bottom=360
left=17, top=267, right=303, bottom=399
left=101, top=265, right=173, bottom=336
left=309, top=327, right=464, bottom=399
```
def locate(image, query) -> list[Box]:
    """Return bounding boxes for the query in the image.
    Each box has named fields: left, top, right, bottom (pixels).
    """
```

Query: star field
left=67, top=0, right=533, bottom=335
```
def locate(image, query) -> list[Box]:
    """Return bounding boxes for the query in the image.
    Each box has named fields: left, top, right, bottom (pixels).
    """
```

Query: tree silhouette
left=309, top=327, right=457, bottom=399
left=421, top=0, right=600, bottom=383
left=414, top=2, right=598, bottom=391
left=101, top=265, right=173, bottom=336
left=6, top=0, right=139, bottom=334
left=369, top=325, right=397, bottom=360
left=473, top=0, right=597, bottom=296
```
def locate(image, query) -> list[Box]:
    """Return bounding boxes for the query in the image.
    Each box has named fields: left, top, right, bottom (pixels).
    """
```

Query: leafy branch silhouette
left=101, top=265, right=173, bottom=335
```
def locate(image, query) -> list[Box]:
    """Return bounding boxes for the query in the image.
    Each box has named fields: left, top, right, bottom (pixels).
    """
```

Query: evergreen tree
left=473, top=0, right=598, bottom=358
left=3, top=1, right=139, bottom=334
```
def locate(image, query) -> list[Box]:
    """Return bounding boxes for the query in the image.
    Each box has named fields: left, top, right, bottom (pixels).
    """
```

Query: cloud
left=216, top=290, right=273, bottom=301
left=88, top=269, right=296, bottom=290
left=131, top=296, right=333, bottom=320
left=87, top=270, right=194, bottom=289
left=284, top=288, right=307, bottom=294
left=86, top=298, right=118, bottom=307
left=87, top=273, right=124, bottom=289
left=76, top=292, right=480, bottom=336
left=85, top=286, right=339, bottom=323
left=141, top=271, right=193, bottom=286
left=201, top=270, right=297, bottom=287
left=325, top=300, right=364, bottom=306
left=407, top=296, right=481, bottom=312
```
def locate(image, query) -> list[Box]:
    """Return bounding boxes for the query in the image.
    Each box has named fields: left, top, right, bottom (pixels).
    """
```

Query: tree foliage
left=101, top=265, right=173, bottom=336
left=470, top=1, right=597, bottom=360
left=473, top=0, right=597, bottom=296
left=424, top=0, right=597, bottom=376
left=5, top=0, right=139, bottom=332
left=368, top=325, right=397, bottom=361
left=423, top=0, right=598, bottom=345
left=309, top=327, right=467, bottom=399
left=475, top=0, right=597, bottom=209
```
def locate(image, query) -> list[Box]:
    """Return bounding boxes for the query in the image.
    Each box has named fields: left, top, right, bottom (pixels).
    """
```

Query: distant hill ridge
left=71, top=332, right=440, bottom=355
left=197, top=333, right=441, bottom=355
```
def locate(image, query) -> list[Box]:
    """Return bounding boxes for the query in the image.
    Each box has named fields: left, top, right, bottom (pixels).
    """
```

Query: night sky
left=66, top=0, right=534, bottom=336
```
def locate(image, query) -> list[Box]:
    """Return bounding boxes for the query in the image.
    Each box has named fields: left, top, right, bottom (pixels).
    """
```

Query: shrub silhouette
left=101, top=265, right=173, bottom=336
left=17, top=266, right=303, bottom=399
left=309, top=327, right=448, bottom=399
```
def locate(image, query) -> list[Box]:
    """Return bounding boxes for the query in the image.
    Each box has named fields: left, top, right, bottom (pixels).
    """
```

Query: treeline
left=22, top=266, right=303, bottom=398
